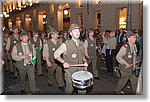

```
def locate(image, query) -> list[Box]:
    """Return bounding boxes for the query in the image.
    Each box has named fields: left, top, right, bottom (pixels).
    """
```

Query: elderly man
left=11, top=31, right=36, bottom=94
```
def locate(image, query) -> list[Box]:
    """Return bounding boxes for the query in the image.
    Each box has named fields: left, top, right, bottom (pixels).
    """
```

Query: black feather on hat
left=47, top=27, right=58, bottom=35
left=46, top=25, right=53, bottom=33
left=19, top=28, right=27, bottom=37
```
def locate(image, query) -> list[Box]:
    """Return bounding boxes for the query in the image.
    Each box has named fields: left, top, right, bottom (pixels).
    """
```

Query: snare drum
left=72, top=71, right=93, bottom=89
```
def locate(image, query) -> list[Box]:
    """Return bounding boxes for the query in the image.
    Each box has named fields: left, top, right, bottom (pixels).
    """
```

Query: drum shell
left=72, top=71, right=93, bottom=89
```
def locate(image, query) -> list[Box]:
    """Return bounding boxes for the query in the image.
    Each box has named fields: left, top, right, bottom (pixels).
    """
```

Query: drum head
left=72, top=71, right=93, bottom=81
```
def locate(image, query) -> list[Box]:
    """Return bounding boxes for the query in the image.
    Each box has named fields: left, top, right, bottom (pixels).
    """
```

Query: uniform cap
left=33, top=31, right=39, bottom=35
left=126, top=31, right=136, bottom=38
left=48, top=28, right=58, bottom=35
left=69, top=23, right=80, bottom=32
left=89, top=29, right=94, bottom=33
left=20, top=30, right=28, bottom=37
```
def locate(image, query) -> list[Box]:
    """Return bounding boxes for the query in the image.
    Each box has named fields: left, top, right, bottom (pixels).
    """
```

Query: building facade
left=1, top=0, right=143, bottom=32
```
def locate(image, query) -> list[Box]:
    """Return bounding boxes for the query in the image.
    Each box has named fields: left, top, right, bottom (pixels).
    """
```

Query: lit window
left=50, top=4, right=54, bottom=13
left=96, top=0, right=101, bottom=4
left=119, top=8, right=127, bottom=29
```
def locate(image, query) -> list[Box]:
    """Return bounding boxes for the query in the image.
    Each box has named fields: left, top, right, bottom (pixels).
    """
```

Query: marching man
left=12, top=31, right=36, bottom=94
left=54, top=23, right=88, bottom=94
left=115, top=31, right=138, bottom=94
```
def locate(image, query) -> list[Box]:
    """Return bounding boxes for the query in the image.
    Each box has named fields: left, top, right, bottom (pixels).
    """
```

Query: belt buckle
left=24, top=63, right=31, bottom=66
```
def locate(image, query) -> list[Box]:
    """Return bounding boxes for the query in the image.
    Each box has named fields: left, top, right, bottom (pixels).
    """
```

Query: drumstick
left=69, top=64, right=86, bottom=67
left=131, top=60, right=141, bottom=66
left=66, top=70, right=72, bottom=77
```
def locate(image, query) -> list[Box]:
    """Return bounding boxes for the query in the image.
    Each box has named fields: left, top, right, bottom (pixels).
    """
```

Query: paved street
left=1, top=54, right=133, bottom=95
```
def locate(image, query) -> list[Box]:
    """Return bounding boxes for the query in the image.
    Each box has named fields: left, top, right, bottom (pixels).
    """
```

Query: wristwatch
left=61, top=60, right=66, bottom=64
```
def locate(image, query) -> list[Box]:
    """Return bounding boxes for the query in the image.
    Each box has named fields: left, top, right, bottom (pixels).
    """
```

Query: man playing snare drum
left=54, top=23, right=88, bottom=94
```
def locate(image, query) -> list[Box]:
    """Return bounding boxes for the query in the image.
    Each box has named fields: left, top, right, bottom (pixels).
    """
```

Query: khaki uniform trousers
left=64, top=67, right=86, bottom=94
left=8, top=53, right=18, bottom=77
left=18, top=64, right=36, bottom=94
left=115, top=70, right=138, bottom=94
left=47, top=63, right=64, bottom=87
left=88, top=56, right=99, bottom=77
left=4, top=52, right=9, bottom=71
left=8, top=53, right=14, bottom=72
left=12, top=60, right=18, bottom=77
left=36, top=54, right=43, bottom=75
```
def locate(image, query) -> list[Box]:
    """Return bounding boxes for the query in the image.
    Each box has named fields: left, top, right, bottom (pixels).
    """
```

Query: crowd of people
left=1, top=23, right=143, bottom=95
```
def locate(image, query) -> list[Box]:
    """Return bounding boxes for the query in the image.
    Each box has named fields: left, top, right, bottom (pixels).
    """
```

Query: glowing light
left=64, top=9, right=68, bottom=15
left=43, top=21, right=47, bottom=24
left=19, top=20, right=21, bottom=23
left=43, top=14, right=46, bottom=19
left=3, top=27, right=6, bottom=31
left=29, top=18, right=31, bottom=21
left=119, top=17, right=126, bottom=24
left=120, top=17, right=125, bottom=21
left=0, top=14, right=3, bottom=17
left=5, top=14, right=10, bottom=18
left=3, top=12, right=7, bottom=15
left=28, top=0, right=32, bottom=2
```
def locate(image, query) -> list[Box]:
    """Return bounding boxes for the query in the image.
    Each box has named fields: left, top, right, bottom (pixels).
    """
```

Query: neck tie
left=23, top=43, right=27, bottom=55
left=54, top=41, right=57, bottom=46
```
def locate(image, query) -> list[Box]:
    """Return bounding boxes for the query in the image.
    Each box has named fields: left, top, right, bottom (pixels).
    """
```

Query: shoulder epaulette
left=64, top=40, right=69, bottom=44
left=123, top=45, right=127, bottom=48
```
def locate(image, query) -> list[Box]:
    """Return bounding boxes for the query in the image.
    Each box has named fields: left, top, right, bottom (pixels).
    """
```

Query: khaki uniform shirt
left=30, top=38, right=42, bottom=50
left=54, top=39, right=82, bottom=59
left=103, top=37, right=117, bottom=49
left=43, top=39, right=58, bottom=59
left=54, top=39, right=85, bottom=65
left=84, top=37, right=97, bottom=57
left=54, top=43, right=67, bottom=59
left=43, top=43, right=49, bottom=59
left=116, top=43, right=137, bottom=65
left=11, top=42, right=36, bottom=65
left=5, top=35, right=19, bottom=51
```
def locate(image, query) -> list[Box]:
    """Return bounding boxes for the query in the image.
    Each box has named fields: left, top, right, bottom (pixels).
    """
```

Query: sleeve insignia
left=123, top=45, right=127, bottom=48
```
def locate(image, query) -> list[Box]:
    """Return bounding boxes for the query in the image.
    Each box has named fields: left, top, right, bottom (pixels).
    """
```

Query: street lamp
left=64, top=9, right=68, bottom=15
left=3, top=12, right=7, bottom=16
left=0, top=12, right=9, bottom=18
left=19, top=20, right=21, bottom=23
left=43, top=14, right=46, bottom=19
left=29, top=17, right=32, bottom=22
